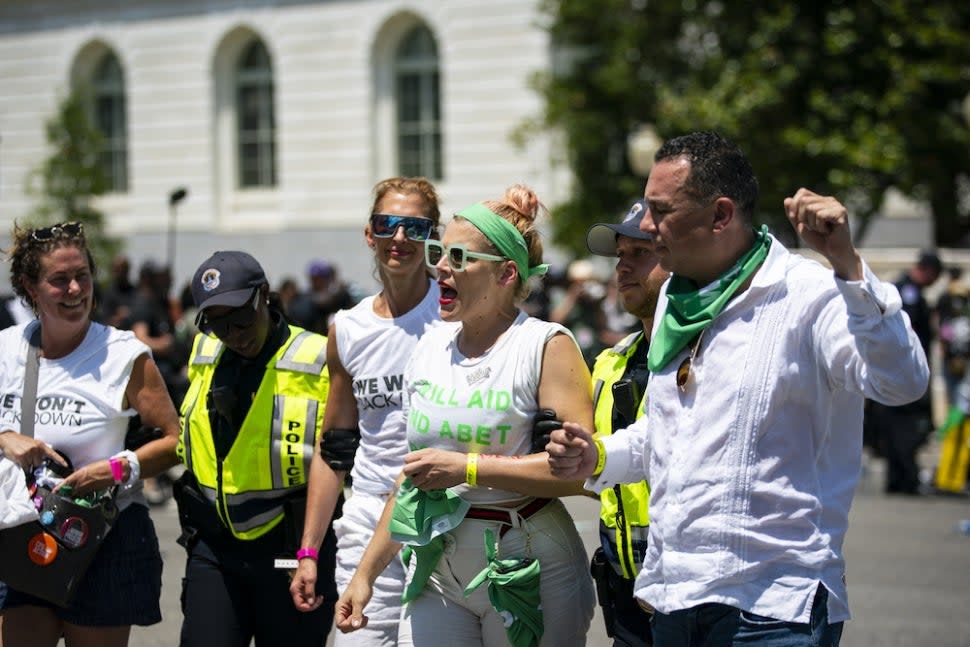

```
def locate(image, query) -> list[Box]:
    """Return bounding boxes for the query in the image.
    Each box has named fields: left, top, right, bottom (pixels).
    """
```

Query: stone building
left=0, top=0, right=565, bottom=294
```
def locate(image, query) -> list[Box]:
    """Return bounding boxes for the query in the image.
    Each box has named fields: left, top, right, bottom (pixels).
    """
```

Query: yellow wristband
left=592, top=438, right=607, bottom=477
left=466, top=452, right=479, bottom=487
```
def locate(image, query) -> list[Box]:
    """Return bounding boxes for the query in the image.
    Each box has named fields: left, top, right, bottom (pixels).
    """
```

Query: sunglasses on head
left=31, top=222, right=84, bottom=242
left=676, top=328, right=706, bottom=392
left=370, top=213, right=435, bottom=241
left=200, top=290, right=260, bottom=338
left=424, top=239, right=507, bottom=272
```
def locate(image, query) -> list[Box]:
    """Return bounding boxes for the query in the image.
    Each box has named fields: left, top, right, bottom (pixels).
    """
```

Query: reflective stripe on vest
left=179, top=326, right=329, bottom=540
left=270, top=393, right=318, bottom=490
left=591, top=332, right=651, bottom=580
left=191, top=335, right=224, bottom=365
left=275, top=330, right=326, bottom=374
left=193, top=482, right=296, bottom=535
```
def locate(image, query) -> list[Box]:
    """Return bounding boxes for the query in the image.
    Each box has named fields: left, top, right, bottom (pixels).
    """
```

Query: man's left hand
left=784, top=188, right=862, bottom=281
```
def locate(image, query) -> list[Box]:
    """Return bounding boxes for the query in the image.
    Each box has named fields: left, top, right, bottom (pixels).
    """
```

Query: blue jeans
left=651, top=585, right=843, bottom=647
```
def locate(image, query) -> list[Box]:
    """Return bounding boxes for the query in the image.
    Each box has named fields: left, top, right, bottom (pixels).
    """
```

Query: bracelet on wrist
left=465, top=452, right=479, bottom=488
left=592, top=438, right=607, bottom=477
left=296, top=547, right=319, bottom=561
left=110, top=450, right=140, bottom=484
left=108, top=458, right=125, bottom=484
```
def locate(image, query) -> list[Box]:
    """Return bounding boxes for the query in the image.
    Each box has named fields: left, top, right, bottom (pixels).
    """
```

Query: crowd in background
left=1, top=251, right=967, bottom=398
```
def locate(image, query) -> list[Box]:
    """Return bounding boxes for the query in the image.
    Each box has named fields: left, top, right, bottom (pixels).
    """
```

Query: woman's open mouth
left=438, top=283, right=457, bottom=305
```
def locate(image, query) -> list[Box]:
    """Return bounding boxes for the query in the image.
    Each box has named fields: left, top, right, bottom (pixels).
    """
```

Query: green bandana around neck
left=456, top=203, right=549, bottom=286
left=647, top=225, right=772, bottom=372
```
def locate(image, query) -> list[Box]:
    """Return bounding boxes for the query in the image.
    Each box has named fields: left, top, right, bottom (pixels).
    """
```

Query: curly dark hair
left=5, top=222, right=97, bottom=313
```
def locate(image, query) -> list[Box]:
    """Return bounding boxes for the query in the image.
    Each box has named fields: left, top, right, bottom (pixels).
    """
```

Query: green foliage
left=27, top=89, right=122, bottom=277
left=528, top=0, right=970, bottom=254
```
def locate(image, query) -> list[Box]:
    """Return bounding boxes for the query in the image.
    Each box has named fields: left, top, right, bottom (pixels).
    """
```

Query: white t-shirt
left=0, top=321, right=148, bottom=504
left=405, top=310, right=571, bottom=505
left=334, top=280, right=445, bottom=495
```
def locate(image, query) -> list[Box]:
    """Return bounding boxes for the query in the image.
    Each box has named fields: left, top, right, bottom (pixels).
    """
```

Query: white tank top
left=334, top=279, right=445, bottom=494
left=405, top=311, right=572, bottom=504
left=0, top=321, right=149, bottom=506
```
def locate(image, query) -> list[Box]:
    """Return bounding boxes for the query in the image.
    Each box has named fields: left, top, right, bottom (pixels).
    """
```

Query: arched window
left=91, top=52, right=127, bottom=192
left=394, top=25, right=441, bottom=179
left=235, top=40, right=276, bottom=188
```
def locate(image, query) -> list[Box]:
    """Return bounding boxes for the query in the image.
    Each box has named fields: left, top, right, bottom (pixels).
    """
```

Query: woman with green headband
left=335, top=184, right=595, bottom=646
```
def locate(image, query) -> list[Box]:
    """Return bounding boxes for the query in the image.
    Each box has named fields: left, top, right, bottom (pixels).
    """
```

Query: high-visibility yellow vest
left=177, top=326, right=329, bottom=540
left=592, top=331, right=650, bottom=580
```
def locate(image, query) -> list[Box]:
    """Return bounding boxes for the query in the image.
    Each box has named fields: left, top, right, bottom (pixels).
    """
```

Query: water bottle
left=958, top=520, right=970, bottom=535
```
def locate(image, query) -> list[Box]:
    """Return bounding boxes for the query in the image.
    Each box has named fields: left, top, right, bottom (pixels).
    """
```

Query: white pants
left=398, top=498, right=595, bottom=647
left=333, top=490, right=405, bottom=647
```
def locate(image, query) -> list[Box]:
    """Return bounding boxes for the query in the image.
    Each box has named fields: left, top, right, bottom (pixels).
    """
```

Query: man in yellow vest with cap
left=585, top=200, right=669, bottom=647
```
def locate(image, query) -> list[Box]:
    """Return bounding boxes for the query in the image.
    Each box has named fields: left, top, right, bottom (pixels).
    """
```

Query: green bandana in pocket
left=390, top=479, right=470, bottom=603
left=647, top=225, right=771, bottom=372
left=464, top=528, right=543, bottom=647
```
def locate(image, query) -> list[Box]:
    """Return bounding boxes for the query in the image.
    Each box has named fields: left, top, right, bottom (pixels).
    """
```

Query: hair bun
left=502, top=184, right=542, bottom=223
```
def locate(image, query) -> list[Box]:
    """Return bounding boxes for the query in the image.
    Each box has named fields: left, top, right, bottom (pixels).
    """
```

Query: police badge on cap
left=190, top=251, right=268, bottom=319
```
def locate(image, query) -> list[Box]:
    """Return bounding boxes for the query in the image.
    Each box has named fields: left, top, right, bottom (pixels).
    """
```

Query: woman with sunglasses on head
left=335, top=184, right=596, bottom=646
left=175, top=250, right=338, bottom=647
left=290, top=177, right=445, bottom=645
left=0, top=222, right=180, bottom=647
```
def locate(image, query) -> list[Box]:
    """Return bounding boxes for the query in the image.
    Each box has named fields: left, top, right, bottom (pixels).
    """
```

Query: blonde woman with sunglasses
left=0, top=222, right=180, bottom=647
left=291, top=177, right=447, bottom=646
left=335, top=184, right=596, bottom=646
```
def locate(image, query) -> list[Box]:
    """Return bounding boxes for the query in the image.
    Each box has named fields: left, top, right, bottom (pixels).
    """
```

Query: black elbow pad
left=531, top=408, right=562, bottom=453
left=320, top=428, right=360, bottom=471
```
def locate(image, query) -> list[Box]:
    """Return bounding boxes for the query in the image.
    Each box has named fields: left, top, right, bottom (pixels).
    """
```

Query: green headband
left=455, top=203, right=549, bottom=286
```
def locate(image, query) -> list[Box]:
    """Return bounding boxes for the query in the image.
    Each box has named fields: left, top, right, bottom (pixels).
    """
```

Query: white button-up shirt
left=587, top=236, right=929, bottom=624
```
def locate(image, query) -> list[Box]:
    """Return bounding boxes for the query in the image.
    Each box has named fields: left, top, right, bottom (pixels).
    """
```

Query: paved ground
left=127, top=450, right=970, bottom=647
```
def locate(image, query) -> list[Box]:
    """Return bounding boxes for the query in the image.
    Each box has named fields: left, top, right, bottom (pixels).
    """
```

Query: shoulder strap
left=21, top=324, right=41, bottom=439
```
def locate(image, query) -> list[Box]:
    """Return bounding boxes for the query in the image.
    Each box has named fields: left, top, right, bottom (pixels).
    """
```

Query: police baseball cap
left=586, top=199, right=652, bottom=257
left=191, top=250, right=268, bottom=322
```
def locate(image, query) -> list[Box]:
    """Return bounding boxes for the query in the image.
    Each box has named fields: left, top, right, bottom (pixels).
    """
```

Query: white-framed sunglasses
left=424, top=239, right=506, bottom=272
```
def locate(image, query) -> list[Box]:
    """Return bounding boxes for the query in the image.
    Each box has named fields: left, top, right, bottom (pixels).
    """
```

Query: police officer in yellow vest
left=175, top=251, right=339, bottom=647
left=586, top=201, right=669, bottom=647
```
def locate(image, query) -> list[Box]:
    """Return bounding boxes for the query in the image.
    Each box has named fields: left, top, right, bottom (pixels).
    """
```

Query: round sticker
left=59, top=516, right=90, bottom=549
left=27, top=532, right=58, bottom=566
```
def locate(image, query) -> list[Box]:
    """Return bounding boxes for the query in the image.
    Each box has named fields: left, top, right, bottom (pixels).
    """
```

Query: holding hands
left=784, top=188, right=862, bottom=281
left=546, top=422, right=599, bottom=481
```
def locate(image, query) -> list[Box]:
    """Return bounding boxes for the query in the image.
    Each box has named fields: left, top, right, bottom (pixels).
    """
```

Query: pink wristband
left=109, top=458, right=125, bottom=484
left=296, top=547, right=319, bottom=561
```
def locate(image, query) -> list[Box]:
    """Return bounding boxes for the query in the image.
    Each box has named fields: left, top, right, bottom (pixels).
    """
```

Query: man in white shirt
left=548, top=131, right=929, bottom=647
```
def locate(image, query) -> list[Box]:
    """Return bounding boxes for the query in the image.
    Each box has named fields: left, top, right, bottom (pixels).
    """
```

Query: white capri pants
left=398, top=498, right=595, bottom=647
left=333, top=490, right=405, bottom=647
